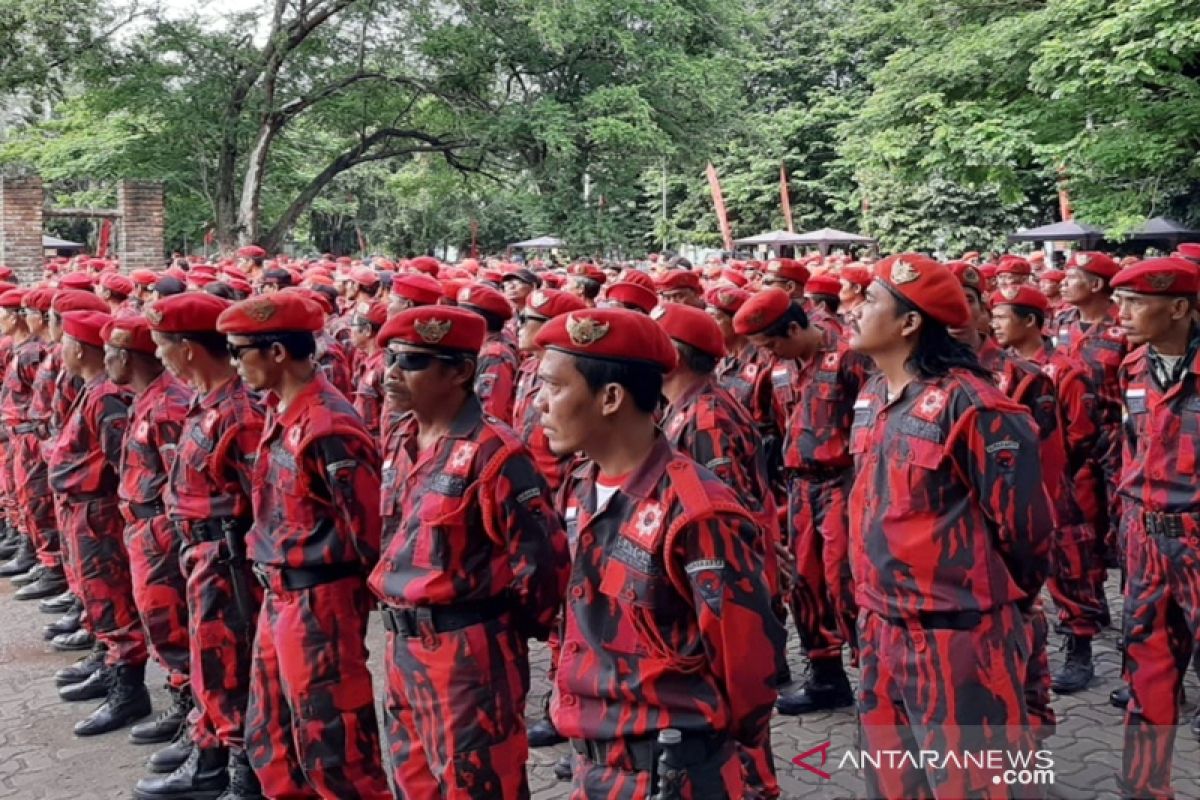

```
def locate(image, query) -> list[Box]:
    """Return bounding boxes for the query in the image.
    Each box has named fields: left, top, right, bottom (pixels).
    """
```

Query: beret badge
left=414, top=318, right=452, bottom=344
left=891, top=259, right=920, bottom=285
left=565, top=314, right=610, bottom=346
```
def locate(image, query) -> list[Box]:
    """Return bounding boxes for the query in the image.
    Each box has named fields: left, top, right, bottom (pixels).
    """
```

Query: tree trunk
left=237, top=121, right=278, bottom=247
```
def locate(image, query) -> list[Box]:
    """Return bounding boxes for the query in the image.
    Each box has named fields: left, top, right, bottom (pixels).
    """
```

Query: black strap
left=252, top=562, right=361, bottom=591
left=1143, top=511, right=1199, bottom=539
left=380, top=597, right=507, bottom=637
left=571, top=732, right=728, bottom=773
left=884, top=610, right=982, bottom=630
left=177, top=517, right=250, bottom=544
left=128, top=501, right=165, bottom=520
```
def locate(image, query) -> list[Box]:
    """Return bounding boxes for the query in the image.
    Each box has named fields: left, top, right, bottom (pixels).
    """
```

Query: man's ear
left=598, top=381, right=625, bottom=418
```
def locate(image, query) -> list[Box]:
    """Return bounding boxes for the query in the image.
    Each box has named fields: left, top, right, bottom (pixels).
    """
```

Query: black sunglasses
left=384, top=350, right=461, bottom=371
left=227, top=341, right=276, bottom=360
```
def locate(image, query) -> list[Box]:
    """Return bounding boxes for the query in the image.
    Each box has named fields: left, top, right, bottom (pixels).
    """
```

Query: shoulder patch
left=685, top=558, right=726, bottom=615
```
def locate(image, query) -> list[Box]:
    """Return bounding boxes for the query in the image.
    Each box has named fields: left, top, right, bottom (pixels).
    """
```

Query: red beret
left=568, top=263, right=607, bottom=285
left=654, top=270, right=702, bottom=294
left=61, top=310, right=113, bottom=347
left=947, top=261, right=986, bottom=296
left=228, top=278, right=253, bottom=294
left=1111, top=258, right=1200, bottom=297
left=236, top=245, right=267, bottom=259
left=617, top=269, right=655, bottom=290
left=765, top=258, right=809, bottom=286
left=130, top=269, right=158, bottom=287
left=1177, top=243, right=1200, bottom=262
left=1029, top=251, right=1046, bottom=264
left=534, top=307, right=677, bottom=372
left=145, top=293, right=231, bottom=333
left=222, top=266, right=248, bottom=281
left=606, top=281, right=659, bottom=313
left=1040, top=269, right=1065, bottom=283
left=408, top=256, right=441, bottom=276
left=100, top=272, right=134, bottom=296
left=188, top=273, right=219, bottom=288
left=704, top=285, right=750, bottom=315
left=349, top=266, right=380, bottom=288
left=651, top=302, right=725, bottom=359
left=524, top=288, right=587, bottom=320
left=190, top=265, right=218, bottom=279
left=281, top=287, right=334, bottom=316
left=392, top=273, right=443, bottom=306
left=103, top=316, right=156, bottom=354
left=732, top=288, right=791, bottom=335
left=441, top=279, right=467, bottom=303
left=996, top=256, right=1032, bottom=276
left=351, top=300, right=388, bottom=327
left=0, top=289, right=27, bottom=308
left=218, top=293, right=325, bottom=335
left=0, top=266, right=12, bottom=280
left=376, top=306, right=485, bottom=354
left=52, top=289, right=108, bottom=315
left=22, top=287, right=55, bottom=313
left=1066, top=251, right=1119, bottom=280
left=840, top=266, right=872, bottom=288
left=59, top=273, right=94, bottom=291
left=978, top=264, right=998, bottom=280
left=876, top=253, right=971, bottom=328
left=541, top=273, right=565, bottom=290
left=165, top=266, right=187, bottom=282
left=961, top=251, right=980, bottom=262
left=806, top=274, right=842, bottom=296
left=718, top=268, right=748, bottom=288
left=457, top=283, right=513, bottom=321
left=990, top=285, right=1049, bottom=313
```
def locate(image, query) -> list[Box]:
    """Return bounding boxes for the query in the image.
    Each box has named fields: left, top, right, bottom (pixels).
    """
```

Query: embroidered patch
left=1125, top=387, right=1147, bottom=415
left=891, top=259, right=920, bottom=285
left=529, top=290, right=549, bottom=310
left=246, top=299, right=276, bottom=323
left=1146, top=272, right=1176, bottom=291
left=685, top=558, right=726, bottom=615
left=822, top=352, right=839, bottom=370
left=429, top=473, right=467, bottom=496
left=631, top=501, right=664, bottom=546
left=414, top=317, right=452, bottom=344
left=202, top=409, right=219, bottom=435
left=911, top=388, right=947, bottom=421
left=288, top=427, right=303, bottom=447
left=445, top=440, right=477, bottom=475
left=565, top=314, right=611, bottom=346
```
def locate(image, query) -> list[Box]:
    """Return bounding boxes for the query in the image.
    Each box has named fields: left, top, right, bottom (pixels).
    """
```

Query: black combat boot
left=0, top=535, right=35, bottom=577
left=553, top=754, right=573, bottom=781
left=147, top=725, right=195, bottom=774
left=59, top=665, right=112, bottom=702
left=528, top=694, right=566, bottom=748
left=51, top=627, right=95, bottom=652
left=14, top=565, right=68, bottom=600
left=134, top=746, right=229, bottom=800
left=215, top=748, right=262, bottom=800
left=130, top=686, right=193, bottom=745
left=39, top=589, right=76, bottom=615
left=1051, top=634, right=1094, bottom=694
left=0, top=525, right=19, bottom=559
left=775, top=657, right=854, bottom=715
left=1110, top=683, right=1131, bottom=709
left=75, top=662, right=153, bottom=736
left=43, top=604, right=82, bottom=640
left=55, top=642, right=107, bottom=686
left=1191, top=708, right=1200, bottom=742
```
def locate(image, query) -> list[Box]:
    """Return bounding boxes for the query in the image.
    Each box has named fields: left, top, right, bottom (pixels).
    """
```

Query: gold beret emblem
left=565, top=314, right=611, bottom=346
left=145, top=305, right=163, bottom=325
left=529, top=290, right=549, bottom=309
left=1146, top=272, right=1176, bottom=291
left=890, top=259, right=920, bottom=285
left=717, top=291, right=737, bottom=307
left=108, top=327, right=133, bottom=348
left=650, top=305, right=667, bottom=320
left=246, top=299, right=276, bottom=323
left=1000, top=285, right=1019, bottom=300
left=962, top=267, right=981, bottom=288
left=414, top=317, right=452, bottom=344
left=457, top=287, right=473, bottom=303
left=1075, top=253, right=1091, bottom=267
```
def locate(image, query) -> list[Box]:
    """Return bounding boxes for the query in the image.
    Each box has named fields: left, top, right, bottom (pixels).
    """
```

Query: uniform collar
left=606, top=435, right=674, bottom=502
left=272, top=373, right=330, bottom=428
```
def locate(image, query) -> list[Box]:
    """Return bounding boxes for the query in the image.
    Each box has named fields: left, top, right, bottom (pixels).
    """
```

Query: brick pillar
left=0, top=176, right=45, bottom=284
left=117, top=180, right=164, bottom=272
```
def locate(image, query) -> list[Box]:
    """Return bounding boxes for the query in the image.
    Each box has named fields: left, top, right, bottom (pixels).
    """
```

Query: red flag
left=706, top=163, right=734, bottom=251
left=469, top=218, right=479, bottom=259
left=203, top=227, right=216, bottom=246
left=1056, top=165, right=1073, bottom=222
left=780, top=163, right=795, bottom=233
left=96, top=219, right=112, bottom=258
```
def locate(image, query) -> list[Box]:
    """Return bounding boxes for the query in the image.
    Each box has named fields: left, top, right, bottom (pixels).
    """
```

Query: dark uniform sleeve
left=309, top=434, right=382, bottom=568
left=222, top=411, right=264, bottom=502
left=98, top=394, right=132, bottom=472
left=155, top=416, right=185, bottom=476
left=476, top=353, right=517, bottom=421
left=489, top=450, right=570, bottom=638
left=673, top=511, right=786, bottom=750
left=947, top=406, right=1052, bottom=604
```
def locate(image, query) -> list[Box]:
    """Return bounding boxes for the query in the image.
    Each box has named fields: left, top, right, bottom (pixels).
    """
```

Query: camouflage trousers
left=382, top=612, right=530, bottom=799
left=569, top=738, right=745, bottom=800
left=13, top=434, right=60, bottom=569
left=124, top=515, right=190, bottom=690
left=61, top=498, right=147, bottom=668
left=787, top=472, right=856, bottom=662
left=246, top=573, right=390, bottom=799
left=1119, top=511, right=1200, bottom=799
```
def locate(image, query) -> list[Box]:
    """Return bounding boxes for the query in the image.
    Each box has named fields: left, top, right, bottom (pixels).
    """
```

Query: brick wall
left=117, top=180, right=164, bottom=273
left=0, top=176, right=44, bottom=284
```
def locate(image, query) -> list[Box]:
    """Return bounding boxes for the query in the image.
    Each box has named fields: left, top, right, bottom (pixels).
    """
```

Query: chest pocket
left=409, top=489, right=470, bottom=571
left=380, top=459, right=401, bottom=516
left=269, top=442, right=302, bottom=496
left=890, top=432, right=945, bottom=514
left=597, top=553, right=677, bottom=659
left=1177, top=397, right=1200, bottom=475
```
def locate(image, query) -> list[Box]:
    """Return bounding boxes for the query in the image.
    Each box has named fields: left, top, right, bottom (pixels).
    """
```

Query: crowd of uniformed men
left=0, top=241, right=1197, bottom=800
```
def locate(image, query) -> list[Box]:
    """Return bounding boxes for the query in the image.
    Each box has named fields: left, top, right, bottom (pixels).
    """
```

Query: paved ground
left=1, top=577, right=1197, bottom=799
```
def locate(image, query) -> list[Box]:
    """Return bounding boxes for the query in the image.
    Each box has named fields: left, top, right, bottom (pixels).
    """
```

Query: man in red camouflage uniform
left=217, top=293, right=391, bottom=800
left=1055, top=251, right=1126, bottom=613
left=2, top=289, right=66, bottom=601
left=733, top=288, right=871, bottom=717
left=49, top=310, right=152, bottom=737
left=370, top=306, right=570, bottom=799
left=703, top=285, right=765, bottom=412
left=1110, top=258, right=1200, bottom=799
left=135, top=293, right=265, bottom=800
left=761, top=257, right=844, bottom=337
left=349, top=299, right=388, bottom=438
left=848, top=254, right=1052, bottom=798
left=653, top=301, right=784, bottom=799
left=103, top=316, right=195, bottom=747
left=991, top=285, right=1108, bottom=700
left=536, top=307, right=786, bottom=800
left=456, top=283, right=519, bottom=419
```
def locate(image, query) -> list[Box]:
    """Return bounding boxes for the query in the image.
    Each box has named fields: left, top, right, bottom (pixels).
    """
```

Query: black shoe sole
left=75, top=706, right=153, bottom=737
left=144, top=756, right=191, bottom=775
left=130, top=726, right=185, bottom=746
left=14, top=583, right=68, bottom=601
left=55, top=668, right=101, bottom=688
left=133, top=788, right=225, bottom=800
left=51, top=636, right=95, bottom=653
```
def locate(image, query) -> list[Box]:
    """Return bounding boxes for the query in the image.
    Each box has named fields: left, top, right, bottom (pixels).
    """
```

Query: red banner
left=706, top=163, right=734, bottom=251
left=96, top=219, right=112, bottom=258
left=780, top=163, right=795, bottom=233
left=1056, top=165, right=1073, bottom=222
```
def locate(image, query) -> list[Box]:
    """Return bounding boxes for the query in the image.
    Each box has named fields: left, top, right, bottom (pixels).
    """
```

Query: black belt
left=252, top=561, right=360, bottom=592
left=12, top=423, right=39, bottom=435
left=787, top=466, right=850, bottom=482
left=177, top=517, right=250, bottom=543
left=380, top=597, right=507, bottom=637
left=128, top=501, right=165, bottom=520
left=1143, top=511, right=1200, bottom=539
left=884, top=610, right=982, bottom=630
left=571, top=732, right=729, bottom=773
